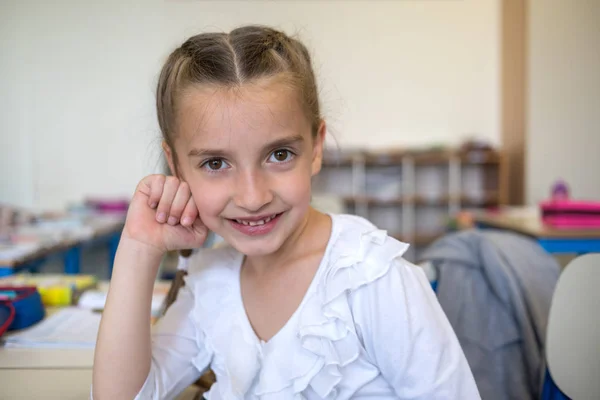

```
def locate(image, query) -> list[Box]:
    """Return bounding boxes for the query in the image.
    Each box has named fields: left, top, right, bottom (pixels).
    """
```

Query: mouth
left=233, top=213, right=279, bottom=226
left=227, top=212, right=284, bottom=236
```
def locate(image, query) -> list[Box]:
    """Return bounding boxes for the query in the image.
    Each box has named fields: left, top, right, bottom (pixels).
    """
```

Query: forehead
left=175, top=78, right=310, bottom=150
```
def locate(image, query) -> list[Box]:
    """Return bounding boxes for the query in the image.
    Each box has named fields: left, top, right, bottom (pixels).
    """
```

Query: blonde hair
left=156, top=25, right=322, bottom=177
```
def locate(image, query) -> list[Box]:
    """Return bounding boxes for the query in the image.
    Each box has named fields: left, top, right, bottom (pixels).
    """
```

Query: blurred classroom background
left=2, top=0, right=599, bottom=271
left=1, top=1, right=599, bottom=399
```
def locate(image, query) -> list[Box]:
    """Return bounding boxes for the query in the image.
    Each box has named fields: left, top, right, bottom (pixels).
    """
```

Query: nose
left=233, top=169, right=273, bottom=212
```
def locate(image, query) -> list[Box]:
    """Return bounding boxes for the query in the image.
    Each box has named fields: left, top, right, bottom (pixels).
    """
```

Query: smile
left=228, top=213, right=284, bottom=236
left=234, top=214, right=278, bottom=226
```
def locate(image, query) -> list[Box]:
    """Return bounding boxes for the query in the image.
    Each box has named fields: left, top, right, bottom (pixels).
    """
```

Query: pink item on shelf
left=86, top=198, right=129, bottom=214
left=540, top=200, right=600, bottom=228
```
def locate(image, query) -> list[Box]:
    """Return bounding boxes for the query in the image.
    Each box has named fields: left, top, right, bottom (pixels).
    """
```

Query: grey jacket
left=421, top=230, right=560, bottom=400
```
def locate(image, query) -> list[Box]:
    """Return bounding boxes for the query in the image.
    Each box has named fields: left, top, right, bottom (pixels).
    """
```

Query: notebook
left=2, top=307, right=100, bottom=349
left=77, top=281, right=169, bottom=317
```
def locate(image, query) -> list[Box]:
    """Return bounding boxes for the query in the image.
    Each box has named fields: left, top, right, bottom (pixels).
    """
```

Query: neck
left=244, top=207, right=329, bottom=276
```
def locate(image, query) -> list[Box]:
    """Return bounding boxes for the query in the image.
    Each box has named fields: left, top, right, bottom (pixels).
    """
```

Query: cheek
left=277, top=168, right=313, bottom=206
left=188, top=182, right=227, bottom=224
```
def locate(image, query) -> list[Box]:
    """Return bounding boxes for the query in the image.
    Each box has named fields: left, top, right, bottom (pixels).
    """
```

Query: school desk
left=474, top=208, right=600, bottom=254
left=0, top=310, right=199, bottom=399
left=0, top=368, right=200, bottom=399
left=0, top=216, right=123, bottom=279
left=0, top=347, right=200, bottom=399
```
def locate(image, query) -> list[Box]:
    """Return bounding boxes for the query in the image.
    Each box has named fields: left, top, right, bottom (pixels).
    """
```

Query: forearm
left=92, top=236, right=164, bottom=399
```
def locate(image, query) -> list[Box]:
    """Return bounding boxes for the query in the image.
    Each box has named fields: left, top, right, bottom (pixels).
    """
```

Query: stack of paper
left=2, top=307, right=100, bottom=349
left=77, top=281, right=169, bottom=317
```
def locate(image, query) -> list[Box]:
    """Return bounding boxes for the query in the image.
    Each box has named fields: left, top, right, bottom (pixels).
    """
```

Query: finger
left=156, top=177, right=179, bottom=223
left=192, top=219, right=208, bottom=244
left=147, top=175, right=166, bottom=209
left=167, top=182, right=190, bottom=226
left=180, top=195, right=199, bottom=227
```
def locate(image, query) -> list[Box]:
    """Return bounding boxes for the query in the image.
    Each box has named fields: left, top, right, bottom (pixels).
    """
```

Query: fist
left=122, top=175, right=207, bottom=253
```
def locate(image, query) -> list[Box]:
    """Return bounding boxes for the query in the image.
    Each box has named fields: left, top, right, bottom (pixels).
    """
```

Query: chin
left=227, top=236, right=284, bottom=257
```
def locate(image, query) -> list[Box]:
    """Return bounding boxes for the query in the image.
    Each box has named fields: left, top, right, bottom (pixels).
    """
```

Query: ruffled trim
left=253, top=215, right=409, bottom=398
left=186, top=215, right=409, bottom=399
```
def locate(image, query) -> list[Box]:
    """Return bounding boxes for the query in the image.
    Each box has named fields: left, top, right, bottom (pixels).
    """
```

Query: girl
left=92, top=26, right=479, bottom=400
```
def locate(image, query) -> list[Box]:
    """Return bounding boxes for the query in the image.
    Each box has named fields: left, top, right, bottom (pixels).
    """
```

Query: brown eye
left=202, top=158, right=228, bottom=171
left=209, top=159, right=223, bottom=169
left=270, top=149, right=291, bottom=163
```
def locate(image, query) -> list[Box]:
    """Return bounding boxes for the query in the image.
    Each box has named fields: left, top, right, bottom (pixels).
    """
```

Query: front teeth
left=235, top=214, right=277, bottom=226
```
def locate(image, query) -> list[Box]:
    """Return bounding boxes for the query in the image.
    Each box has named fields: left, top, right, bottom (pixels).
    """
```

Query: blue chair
left=541, top=253, right=600, bottom=399
left=541, top=369, right=570, bottom=400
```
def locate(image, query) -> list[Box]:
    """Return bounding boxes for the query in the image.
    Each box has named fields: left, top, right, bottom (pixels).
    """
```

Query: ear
left=311, top=120, right=327, bottom=177
left=162, top=141, right=178, bottom=177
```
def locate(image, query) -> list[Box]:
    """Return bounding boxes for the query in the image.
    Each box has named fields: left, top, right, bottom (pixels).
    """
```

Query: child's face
left=165, top=79, right=325, bottom=257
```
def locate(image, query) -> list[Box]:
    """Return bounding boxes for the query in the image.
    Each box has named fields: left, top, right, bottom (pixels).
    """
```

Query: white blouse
left=136, top=214, right=480, bottom=399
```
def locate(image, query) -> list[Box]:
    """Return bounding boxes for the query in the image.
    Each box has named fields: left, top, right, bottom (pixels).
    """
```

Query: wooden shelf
left=322, top=149, right=503, bottom=167
left=414, top=193, right=501, bottom=207
left=321, top=157, right=355, bottom=167
left=391, top=232, right=444, bottom=246
left=342, top=193, right=500, bottom=208
left=344, top=196, right=407, bottom=206
left=461, top=192, right=500, bottom=207
left=317, top=146, right=507, bottom=261
left=414, top=195, right=451, bottom=206
left=364, top=150, right=407, bottom=166
left=413, top=151, right=453, bottom=165
left=460, top=151, right=500, bottom=165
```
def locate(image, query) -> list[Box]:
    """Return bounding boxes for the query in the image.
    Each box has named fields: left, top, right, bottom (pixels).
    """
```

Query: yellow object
left=0, top=274, right=97, bottom=306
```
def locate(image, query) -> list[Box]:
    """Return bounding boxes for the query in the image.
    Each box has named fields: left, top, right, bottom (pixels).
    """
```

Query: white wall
left=527, top=0, right=600, bottom=204
left=0, top=0, right=500, bottom=209
left=0, top=2, right=36, bottom=208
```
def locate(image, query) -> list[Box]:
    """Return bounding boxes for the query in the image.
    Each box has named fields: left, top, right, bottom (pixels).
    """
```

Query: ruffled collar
left=186, top=214, right=410, bottom=399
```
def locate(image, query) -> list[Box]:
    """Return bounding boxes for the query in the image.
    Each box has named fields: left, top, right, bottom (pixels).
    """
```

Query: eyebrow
left=187, top=134, right=305, bottom=158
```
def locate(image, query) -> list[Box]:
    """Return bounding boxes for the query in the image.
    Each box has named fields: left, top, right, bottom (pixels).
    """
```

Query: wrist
left=117, top=235, right=166, bottom=265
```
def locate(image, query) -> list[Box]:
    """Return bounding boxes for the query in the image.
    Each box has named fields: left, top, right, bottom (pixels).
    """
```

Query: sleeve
left=134, top=283, right=213, bottom=400
left=350, top=257, right=481, bottom=399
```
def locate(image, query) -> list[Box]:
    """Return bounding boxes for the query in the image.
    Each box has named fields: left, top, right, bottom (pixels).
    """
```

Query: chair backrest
left=546, top=253, right=600, bottom=399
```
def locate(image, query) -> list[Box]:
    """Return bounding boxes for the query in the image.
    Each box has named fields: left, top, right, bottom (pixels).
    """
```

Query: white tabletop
left=0, top=347, right=94, bottom=369
left=0, top=344, right=94, bottom=399
left=0, top=368, right=200, bottom=400
left=0, top=337, right=199, bottom=399
left=0, top=369, right=93, bottom=400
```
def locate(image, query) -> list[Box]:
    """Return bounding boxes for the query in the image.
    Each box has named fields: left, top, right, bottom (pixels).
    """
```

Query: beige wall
left=4, top=0, right=598, bottom=211
left=0, top=0, right=500, bottom=209
left=527, top=0, right=600, bottom=204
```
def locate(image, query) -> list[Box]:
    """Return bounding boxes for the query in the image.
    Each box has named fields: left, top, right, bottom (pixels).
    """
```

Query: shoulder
left=330, top=213, right=404, bottom=251
left=328, top=213, right=410, bottom=274
left=317, top=214, right=412, bottom=302
left=323, top=214, right=437, bottom=315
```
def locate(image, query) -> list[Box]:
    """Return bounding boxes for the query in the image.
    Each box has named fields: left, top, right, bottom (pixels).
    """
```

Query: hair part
left=156, top=25, right=322, bottom=176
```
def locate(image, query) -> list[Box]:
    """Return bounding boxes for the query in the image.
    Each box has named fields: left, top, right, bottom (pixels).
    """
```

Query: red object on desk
left=0, top=303, right=15, bottom=337
left=0, top=286, right=45, bottom=333
left=540, top=200, right=600, bottom=228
